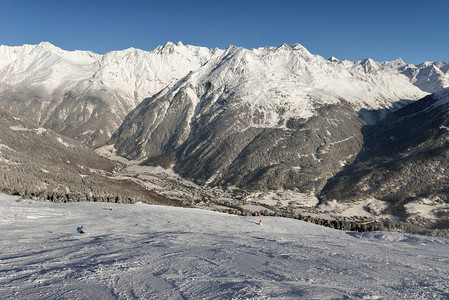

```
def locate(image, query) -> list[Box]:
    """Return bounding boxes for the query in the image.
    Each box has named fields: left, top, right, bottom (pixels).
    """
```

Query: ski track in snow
left=1, top=194, right=448, bottom=300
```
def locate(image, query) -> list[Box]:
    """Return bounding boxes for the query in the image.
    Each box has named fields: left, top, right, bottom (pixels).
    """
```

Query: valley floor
left=1, top=193, right=448, bottom=299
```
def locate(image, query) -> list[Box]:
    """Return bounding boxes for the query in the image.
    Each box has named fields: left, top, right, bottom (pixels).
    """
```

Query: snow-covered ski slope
left=1, top=194, right=448, bottom=299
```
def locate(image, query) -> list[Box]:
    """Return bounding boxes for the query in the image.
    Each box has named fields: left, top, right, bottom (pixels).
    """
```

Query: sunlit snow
left=1, top=194, right=448, bottom=299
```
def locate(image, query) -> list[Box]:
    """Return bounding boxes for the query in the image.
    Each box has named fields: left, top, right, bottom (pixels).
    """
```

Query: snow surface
left=243, top=191, right=319, bottom=209
left=405, top=198, right=449, bottom=221
left=1, top=193, right=448, bottom=299
left=56, top=137, right=70, bottom=147
left=317, top=198, right=394, bottom=220
left=9, top=125, right=47, bottom=135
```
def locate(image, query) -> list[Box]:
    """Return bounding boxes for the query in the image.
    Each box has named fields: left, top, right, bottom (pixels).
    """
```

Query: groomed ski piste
left=1, top=193, right=448, bottom=299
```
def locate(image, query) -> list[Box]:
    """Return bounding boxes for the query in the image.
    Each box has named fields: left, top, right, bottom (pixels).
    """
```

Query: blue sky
left=0, top=0, right=447, bottom=64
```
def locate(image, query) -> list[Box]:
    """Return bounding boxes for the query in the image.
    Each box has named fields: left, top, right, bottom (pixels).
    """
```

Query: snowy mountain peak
left=154, top=41, right=182, bottom=54
left=36, top=41, right=58, bottom=50
left=392, top=57, right=405, bottom=65
left=274, top=43, right=311, bottom=55
left=290, top=43, right=313, bottom=55
left=359, top=58, right=382, bottom=73
left=224, top=44, right=240, bottom=54
left=276, top=43, right=290, bottom=50
left=290, top=42, right=305, bottom=49
left=382, top=58, right=406, bottom=69
left=328, top=56, right=340, bottom=62
left=360, top=57, right=377, bottom=65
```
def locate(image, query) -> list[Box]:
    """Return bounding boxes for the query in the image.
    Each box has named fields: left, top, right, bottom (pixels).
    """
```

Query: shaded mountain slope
left=0, top=109, right=176, bottom=205
left=322, top=89, right=449, bottom=227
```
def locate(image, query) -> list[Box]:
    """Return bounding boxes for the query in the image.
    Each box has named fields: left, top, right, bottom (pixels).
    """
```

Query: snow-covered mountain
left=0, top=41, right=222, bottom=146
left=111, top=43, right=446, bottom=192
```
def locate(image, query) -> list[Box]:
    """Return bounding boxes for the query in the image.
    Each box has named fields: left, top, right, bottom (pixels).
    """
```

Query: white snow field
left=1, top=194, right=448, bottom=300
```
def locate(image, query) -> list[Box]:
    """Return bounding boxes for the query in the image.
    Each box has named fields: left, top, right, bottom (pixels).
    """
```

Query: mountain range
left=0, top=41, right=221, bottom=146
left=1, top=41, right=449, bottom=231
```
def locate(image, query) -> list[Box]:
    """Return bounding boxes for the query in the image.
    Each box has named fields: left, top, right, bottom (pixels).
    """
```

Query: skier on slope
left=77, top=226, right=84, bottom=234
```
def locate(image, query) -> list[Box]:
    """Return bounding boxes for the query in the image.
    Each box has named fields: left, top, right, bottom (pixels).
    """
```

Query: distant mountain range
left=1, top=41, right=448, bottom=230
left=1, top=41, right=448, bottom=148
left=0, top=41, right=221, bottom=146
